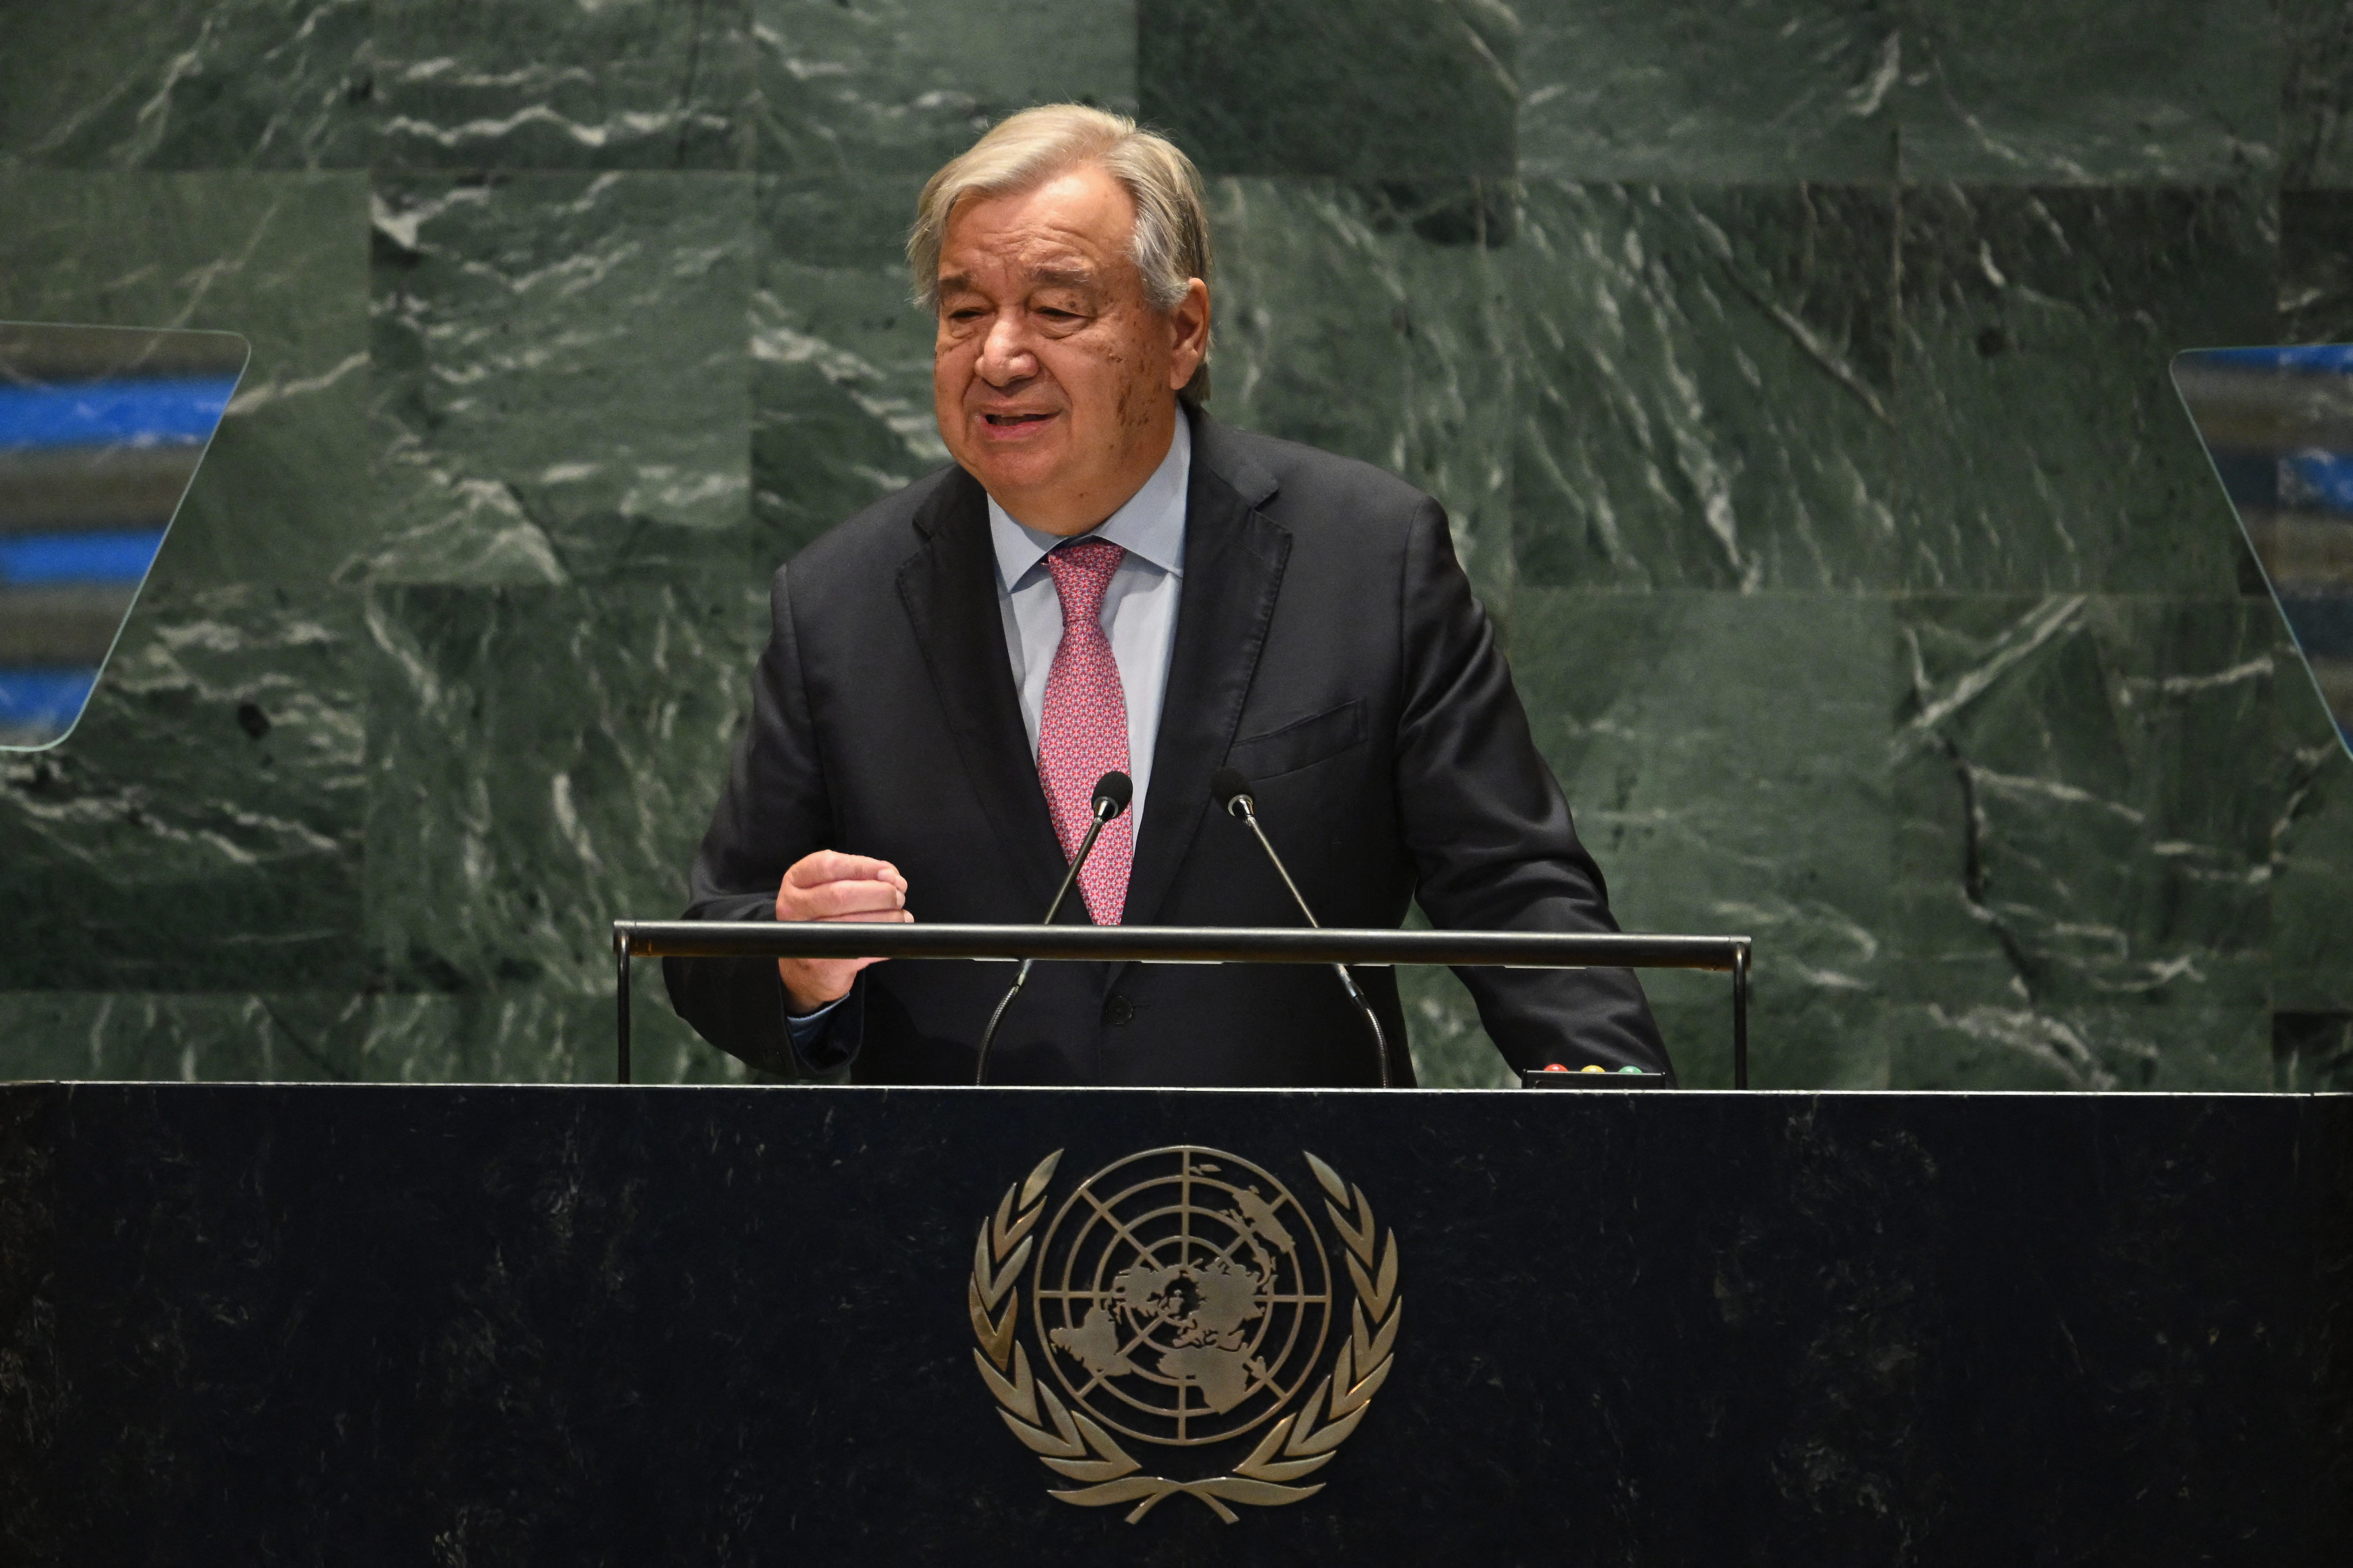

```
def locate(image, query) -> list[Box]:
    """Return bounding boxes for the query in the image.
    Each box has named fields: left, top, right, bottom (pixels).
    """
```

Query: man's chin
left=956, top=439, right=1068, bottom=497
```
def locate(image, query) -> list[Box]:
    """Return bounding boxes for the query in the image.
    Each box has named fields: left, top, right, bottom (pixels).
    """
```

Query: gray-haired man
left=668, top=105, right=1668, bottom=1087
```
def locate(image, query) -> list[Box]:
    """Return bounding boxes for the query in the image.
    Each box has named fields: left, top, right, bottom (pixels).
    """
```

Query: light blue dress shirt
left=986, top=412, right=1190, bottom=848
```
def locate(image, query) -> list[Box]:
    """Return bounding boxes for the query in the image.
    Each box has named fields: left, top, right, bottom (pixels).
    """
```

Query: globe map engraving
left=1032, top=1146, right=1332, bottom=1447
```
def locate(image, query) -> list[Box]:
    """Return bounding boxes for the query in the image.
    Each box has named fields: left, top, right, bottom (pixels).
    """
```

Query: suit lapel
left=1122, top=413, right=1289, bottom=929
left=896, top=469, right=1067, bottom=911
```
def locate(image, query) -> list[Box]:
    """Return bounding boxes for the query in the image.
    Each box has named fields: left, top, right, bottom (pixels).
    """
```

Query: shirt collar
left=987, top=411, right=1191, bottom=590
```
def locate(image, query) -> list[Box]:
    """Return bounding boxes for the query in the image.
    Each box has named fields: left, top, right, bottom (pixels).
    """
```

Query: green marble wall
left=2, top=0, right=2348, bottom=1091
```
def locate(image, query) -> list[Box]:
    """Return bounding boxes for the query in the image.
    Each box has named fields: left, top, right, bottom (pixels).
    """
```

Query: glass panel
left=0, top=321, right=247, bottom=751
left=2173, top=345, right=2353, bottom=759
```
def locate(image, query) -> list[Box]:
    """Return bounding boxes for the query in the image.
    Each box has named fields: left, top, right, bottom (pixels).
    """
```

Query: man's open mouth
left=982, top=412, right=1053, bottom=427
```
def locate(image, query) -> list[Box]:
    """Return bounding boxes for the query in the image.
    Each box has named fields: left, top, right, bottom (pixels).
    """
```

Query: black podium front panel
left=1, top=1084, right=2345, bottom=1565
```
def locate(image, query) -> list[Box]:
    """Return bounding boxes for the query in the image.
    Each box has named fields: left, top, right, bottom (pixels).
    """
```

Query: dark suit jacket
left=665, top=408, right=1670, bottom=1086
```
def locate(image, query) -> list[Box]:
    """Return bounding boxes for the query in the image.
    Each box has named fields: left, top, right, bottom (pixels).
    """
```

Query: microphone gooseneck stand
left=1211, top=767, right=1393, bottom=1088
left=974, top=772, right=1131, bottom=1086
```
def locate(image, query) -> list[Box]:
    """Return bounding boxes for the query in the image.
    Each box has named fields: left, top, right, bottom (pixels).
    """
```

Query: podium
left=0, top=1080, right=2344, bottom=1563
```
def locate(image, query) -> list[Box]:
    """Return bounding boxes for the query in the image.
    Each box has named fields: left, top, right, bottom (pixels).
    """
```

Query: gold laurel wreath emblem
left=968, top=1148, right=1402, bottom=1524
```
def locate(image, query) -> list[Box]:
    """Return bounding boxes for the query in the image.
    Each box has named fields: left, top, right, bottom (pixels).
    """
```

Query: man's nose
left=975, top=311, right=1037, bottom=385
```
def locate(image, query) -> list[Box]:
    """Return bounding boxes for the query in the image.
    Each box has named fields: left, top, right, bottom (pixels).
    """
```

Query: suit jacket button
left=1101, top=994, right=1134, bottom=1026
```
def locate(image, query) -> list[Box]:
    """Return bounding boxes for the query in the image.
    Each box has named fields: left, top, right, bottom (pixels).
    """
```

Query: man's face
left=932, top=163, right=1207, bottom=534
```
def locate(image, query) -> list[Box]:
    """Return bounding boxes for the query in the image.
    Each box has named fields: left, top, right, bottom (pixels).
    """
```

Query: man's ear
left=1166, top=277, right=1211, bottom=391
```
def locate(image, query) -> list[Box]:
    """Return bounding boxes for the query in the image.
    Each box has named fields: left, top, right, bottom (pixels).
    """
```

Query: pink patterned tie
left=1038, top=539, right=1133, bottom=924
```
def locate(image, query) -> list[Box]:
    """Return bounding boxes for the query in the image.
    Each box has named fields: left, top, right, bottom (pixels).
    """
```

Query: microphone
left=974, top=770, right=1132, bottom=1085
left=1210, top=767, right=1392, bottom=1088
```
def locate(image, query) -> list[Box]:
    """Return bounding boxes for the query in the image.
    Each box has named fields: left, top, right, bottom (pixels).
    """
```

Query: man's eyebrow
left=933, top=264, right=1102, bottom=300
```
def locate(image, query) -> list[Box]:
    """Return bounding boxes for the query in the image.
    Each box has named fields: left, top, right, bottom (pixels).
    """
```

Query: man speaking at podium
left=667, top=105, right=1668, bottom=1087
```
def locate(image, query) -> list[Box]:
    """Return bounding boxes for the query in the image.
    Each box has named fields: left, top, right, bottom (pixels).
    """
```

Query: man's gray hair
left=909, top=104, right=1214, bottom=402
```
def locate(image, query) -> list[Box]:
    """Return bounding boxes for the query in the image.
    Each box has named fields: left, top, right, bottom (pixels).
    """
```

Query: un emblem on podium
left=968, top=1145, right=1402, bottom=1523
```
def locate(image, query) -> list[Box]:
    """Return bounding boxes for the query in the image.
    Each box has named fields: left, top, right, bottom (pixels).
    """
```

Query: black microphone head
left=1092, top=770, right=1133, bottom=818
left=1210, top=766, right=1254, bottom=816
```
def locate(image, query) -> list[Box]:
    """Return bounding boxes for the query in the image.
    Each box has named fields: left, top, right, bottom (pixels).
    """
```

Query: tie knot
left=1044, top=538, right=1124, bottom=623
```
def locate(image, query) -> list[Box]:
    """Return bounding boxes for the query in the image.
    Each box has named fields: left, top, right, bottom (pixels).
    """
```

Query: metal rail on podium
left=611, top=921, right=1753, bottom=1087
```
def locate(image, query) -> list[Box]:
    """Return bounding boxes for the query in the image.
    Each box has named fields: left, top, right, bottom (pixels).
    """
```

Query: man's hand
left=774, top=851, right=911, bottom=1013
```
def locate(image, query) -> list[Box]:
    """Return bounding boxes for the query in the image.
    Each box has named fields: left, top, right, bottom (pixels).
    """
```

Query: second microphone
left=973, top=769, right=1131, bottom=1085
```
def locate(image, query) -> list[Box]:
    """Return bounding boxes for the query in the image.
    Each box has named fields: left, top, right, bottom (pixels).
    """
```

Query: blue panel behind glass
left=0, top=530, right=169, bottom=585
left=0, top=322, right=248, bottom=748
left=2281, top=451, right=2353, bottom=515
left=0, top=377, right=241, bottom=450
left=2196, top=345, right=2353, bottom=374
left=0, top=668, right=101, bottom=729
left=2174, top=344, right=2353, bottom=763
